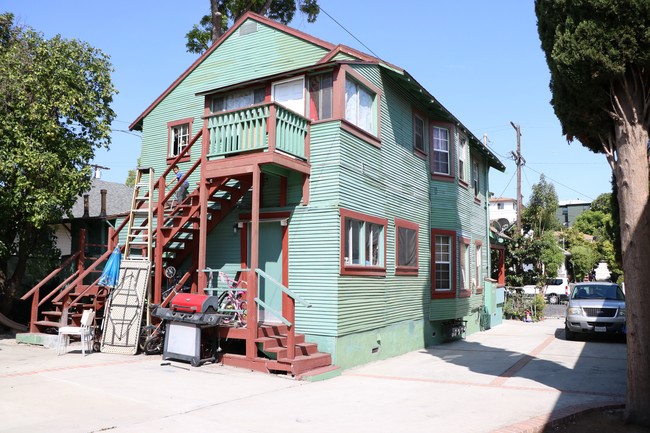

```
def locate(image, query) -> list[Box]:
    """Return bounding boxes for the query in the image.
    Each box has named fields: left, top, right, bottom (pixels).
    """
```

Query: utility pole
left=509, top=122, right=524, bottom=233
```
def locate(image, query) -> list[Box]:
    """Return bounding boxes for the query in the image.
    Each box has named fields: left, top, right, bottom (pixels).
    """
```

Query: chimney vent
left=100, top=189, right=107, bottom=217
left=83, top=194, right=90, bottom=218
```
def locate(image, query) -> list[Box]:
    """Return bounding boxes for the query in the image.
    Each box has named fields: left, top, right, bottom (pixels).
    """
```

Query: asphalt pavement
left=0, top=317, right=626, bottom=433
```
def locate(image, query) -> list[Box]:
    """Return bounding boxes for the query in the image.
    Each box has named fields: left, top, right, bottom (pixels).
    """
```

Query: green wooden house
left=134, top=11, right=505, bottom=371
left=23, top=12, right=505, bottom=376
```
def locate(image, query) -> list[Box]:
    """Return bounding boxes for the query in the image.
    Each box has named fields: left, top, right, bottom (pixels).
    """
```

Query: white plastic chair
left=57, top=309, right=95, bottom=356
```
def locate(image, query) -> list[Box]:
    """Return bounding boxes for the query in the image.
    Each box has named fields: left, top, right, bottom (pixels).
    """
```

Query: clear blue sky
left=4, top=0, right=614, bottom=203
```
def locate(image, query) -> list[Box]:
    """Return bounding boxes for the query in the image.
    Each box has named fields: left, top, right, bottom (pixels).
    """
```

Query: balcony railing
left=206, top=103, right=309, bottom=161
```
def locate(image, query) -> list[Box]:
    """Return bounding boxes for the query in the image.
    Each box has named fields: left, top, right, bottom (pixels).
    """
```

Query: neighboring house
left=54, top=177, right=133, bottom=258
left=556, top=199, right=591, bottom=227
left=26, top=12, right=505, bottom=373
left=488, top=197, right=517, bottom=231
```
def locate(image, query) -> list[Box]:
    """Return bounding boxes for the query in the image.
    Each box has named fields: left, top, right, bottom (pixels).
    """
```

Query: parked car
left=543, top=277, right=570, bottom=305
left=565, top=282, right=626, bottom=340
left=520, top=277, right=570, bottom=304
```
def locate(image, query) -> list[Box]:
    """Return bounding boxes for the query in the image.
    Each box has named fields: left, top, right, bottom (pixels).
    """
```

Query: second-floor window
left=345, top=78, right=374, bottom=133
left=497, top=202, right=504, bottom=210
left=473, top=160, right=480, bottom=197
left=309, top=73, right=333, bottom=121
left=413, top=113, right=425, bottom=153
left=432, top=126, right=450, bottom=175
left=212, top=88, right=265, bottom=112
left=458, top=136, right=468, bottom=182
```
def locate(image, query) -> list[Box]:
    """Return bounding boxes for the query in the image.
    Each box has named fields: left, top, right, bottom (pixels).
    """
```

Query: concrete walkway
left=0, top=317, right=626, bottom=433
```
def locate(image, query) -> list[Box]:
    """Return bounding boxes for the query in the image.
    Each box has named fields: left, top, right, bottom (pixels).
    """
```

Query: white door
left=272, top=77, right=305, bottom=115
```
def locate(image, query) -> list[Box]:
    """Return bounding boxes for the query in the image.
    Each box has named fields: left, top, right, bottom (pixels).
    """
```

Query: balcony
left=206, top=103, right=310, bottom=161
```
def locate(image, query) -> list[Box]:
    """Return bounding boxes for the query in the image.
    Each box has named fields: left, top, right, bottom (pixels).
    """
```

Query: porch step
left=262, top=342, right=319, bottom=360
left=266, top=352, right=333, bottom=376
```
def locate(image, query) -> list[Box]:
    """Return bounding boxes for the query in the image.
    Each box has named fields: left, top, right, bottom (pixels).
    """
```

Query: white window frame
left=272, top=76, right=305, bottom=116
left=459, top=240, right=470, bottom=291
left=169, top=123, right=189, bottom=158
left=345, top=77, right=375, bottom=134
left=432, top=126, right=450, bottom=175
left=434, top=234, right=453, bottom=292
left=341, top=209, right=387, bottom=275
left=458, top=135, right=468, bottom=182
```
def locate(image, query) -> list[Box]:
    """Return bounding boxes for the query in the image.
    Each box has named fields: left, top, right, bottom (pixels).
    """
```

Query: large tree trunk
left=614, top=122, right=650, bottom=426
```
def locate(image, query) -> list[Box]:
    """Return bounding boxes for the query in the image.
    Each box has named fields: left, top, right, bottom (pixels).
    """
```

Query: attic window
left=239, top=22, right=257, bottom=36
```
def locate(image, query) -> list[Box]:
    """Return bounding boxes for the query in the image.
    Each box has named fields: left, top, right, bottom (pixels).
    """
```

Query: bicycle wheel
left=220, top=298, right=237, bottom=325
left=237, top=300, right=248, bottom=327
left=144, top=333, right=163, bottom=355
left=139, top=325, right=157, bottom=353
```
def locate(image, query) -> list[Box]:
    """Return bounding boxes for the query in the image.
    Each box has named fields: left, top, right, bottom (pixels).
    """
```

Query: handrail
left=255, top=268, right=311, bottom=308
left=206, top=102, right=309, bottom=160
left=253, top=298, right=292, bottom=327
left=254, top=268, right=311, bottom=360
left=52, top=248, right=114, bottom=303
left=20, top=251, right=81, bottom=301
left=38, top=270, right=80, bottom=307
left=111, top=129, right=203, bottom=241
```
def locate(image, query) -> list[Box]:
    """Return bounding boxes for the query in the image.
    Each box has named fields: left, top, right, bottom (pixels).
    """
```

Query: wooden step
left=261, top=342, right=318, bottom=360
left=255, top=333, right=305, bottom=349
left=266, top=352, right=332, bottom=375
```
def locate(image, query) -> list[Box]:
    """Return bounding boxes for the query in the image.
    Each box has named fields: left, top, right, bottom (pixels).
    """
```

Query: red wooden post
left=268, top=104, right=277, bottom=153
left=246, top=164, right=261, bottom=359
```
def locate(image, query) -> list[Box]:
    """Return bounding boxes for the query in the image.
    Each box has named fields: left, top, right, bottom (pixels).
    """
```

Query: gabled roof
left=129, top=12, right=335, bottom=131
left=129, top=12, right=505, bottom=171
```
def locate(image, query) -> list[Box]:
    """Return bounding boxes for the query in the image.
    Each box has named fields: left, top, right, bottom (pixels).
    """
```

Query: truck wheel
left=548, top=294, right=559, bottom=305
left=565, top=324, right=576, bottom=341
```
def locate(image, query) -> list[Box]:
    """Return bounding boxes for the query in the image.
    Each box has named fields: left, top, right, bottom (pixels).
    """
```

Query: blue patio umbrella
left=98, top=246, right=122, bottom=288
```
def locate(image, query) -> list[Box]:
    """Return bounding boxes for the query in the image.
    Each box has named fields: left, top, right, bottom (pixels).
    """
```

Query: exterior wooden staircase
left=220, top=324, right=334, bottom=377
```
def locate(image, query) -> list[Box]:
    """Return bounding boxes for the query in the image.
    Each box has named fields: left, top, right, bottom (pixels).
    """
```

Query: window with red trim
left=395, top=218, right=418, bottom=275
left=432, top=229, right=455, bottom=298
left=475, top=241, right=483, bottom=294
left=308, top=73, right=333, bottom=121
left=413, top=113, right=425, bottom=154
left=167, top=118, right=193, bottom=160
left=432, top=126, right=451, bottom=175
left=341, top=209, right=386, bottom=276
left=459, top=237, right=470, bottom=296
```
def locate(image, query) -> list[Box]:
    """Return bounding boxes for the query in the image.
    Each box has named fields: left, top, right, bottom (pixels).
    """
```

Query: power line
left=524, top=165, right=596, bottom=201
left=319, top=6, right=381, bottom=59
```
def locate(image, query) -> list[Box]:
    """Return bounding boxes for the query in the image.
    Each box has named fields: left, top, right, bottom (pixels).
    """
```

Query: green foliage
left=125, top=158, right=141, bottom=187
left=521, top=174, right=561, bottom=236
left=536, top=0, right=650, bottom=150
left=503, top=229, right=564, bottom=287
left=569, top=244, right=600, bottom=282
left=590, top=192, right=613, bottom=214
left=186, top=0, right=321, bottom=54
left=0, top=13, right=116, bottom=303
left=503, top=293, right=545, bottom=322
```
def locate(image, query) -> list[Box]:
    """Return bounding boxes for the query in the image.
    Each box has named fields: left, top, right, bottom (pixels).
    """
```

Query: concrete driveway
left=0, top=317, right=626, bottom=433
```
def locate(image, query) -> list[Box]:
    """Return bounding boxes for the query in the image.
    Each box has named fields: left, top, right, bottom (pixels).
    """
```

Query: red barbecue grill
left=152, top=294, right=224, bottom=366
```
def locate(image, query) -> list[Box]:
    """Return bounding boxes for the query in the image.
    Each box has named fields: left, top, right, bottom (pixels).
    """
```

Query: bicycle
left=212, top=270, right=247, bottom=327
left=139, top=266, right=188, bottom=354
